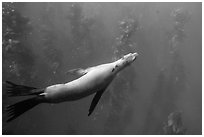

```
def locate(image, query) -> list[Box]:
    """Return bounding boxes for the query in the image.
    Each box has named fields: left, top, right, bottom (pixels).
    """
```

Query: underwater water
left=2, top=2, right=202, bottom=135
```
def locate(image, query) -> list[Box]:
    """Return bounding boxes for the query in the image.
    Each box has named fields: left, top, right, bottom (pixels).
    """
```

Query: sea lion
left=6, top=52, right=138, bottom=122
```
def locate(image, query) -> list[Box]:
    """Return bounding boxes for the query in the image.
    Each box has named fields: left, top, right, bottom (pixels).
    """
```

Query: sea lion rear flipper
left=88, top=87, right=107, bottom=116
left=6, top=81, right=44, bottom=96
left=65, top=68, right=87, bottom=77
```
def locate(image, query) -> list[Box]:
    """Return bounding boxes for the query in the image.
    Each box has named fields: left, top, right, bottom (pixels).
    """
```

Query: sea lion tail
left=6, top=81, right=44, bottom=96
left=6, top=96, right=44, bottom=122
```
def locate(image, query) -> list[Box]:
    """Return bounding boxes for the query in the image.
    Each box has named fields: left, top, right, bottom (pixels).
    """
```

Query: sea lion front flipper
left=88, top=87, right=107, bottom=116
left=65, top=68, right=87, bottom=77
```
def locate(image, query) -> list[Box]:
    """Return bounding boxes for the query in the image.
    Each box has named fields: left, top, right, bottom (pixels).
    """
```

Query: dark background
left=2, top=2, right=202, bottom=135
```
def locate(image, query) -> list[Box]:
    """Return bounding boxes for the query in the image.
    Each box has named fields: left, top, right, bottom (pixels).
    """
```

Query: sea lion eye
left=112, top=68, right=115, bottom=72
left=112, top=65, right=118, bottom=72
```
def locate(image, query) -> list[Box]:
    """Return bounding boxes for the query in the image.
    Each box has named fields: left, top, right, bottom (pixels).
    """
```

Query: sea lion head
left=113, top=52, right=138, bottom=72
left=122, top=52, right=138, bottom=63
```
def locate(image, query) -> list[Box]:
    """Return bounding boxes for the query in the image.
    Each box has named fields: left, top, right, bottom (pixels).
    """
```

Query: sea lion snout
left=132, top=52, right=138, bottom=57
left=131, top=52, right=138, bottom=61
left=123, top=52, right=138, bottom=62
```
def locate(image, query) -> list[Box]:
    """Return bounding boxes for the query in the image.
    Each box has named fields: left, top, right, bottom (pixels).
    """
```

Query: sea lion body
left=6, top=52, right=138, bottom=121
left=44, top=63, right=116, bottom=103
